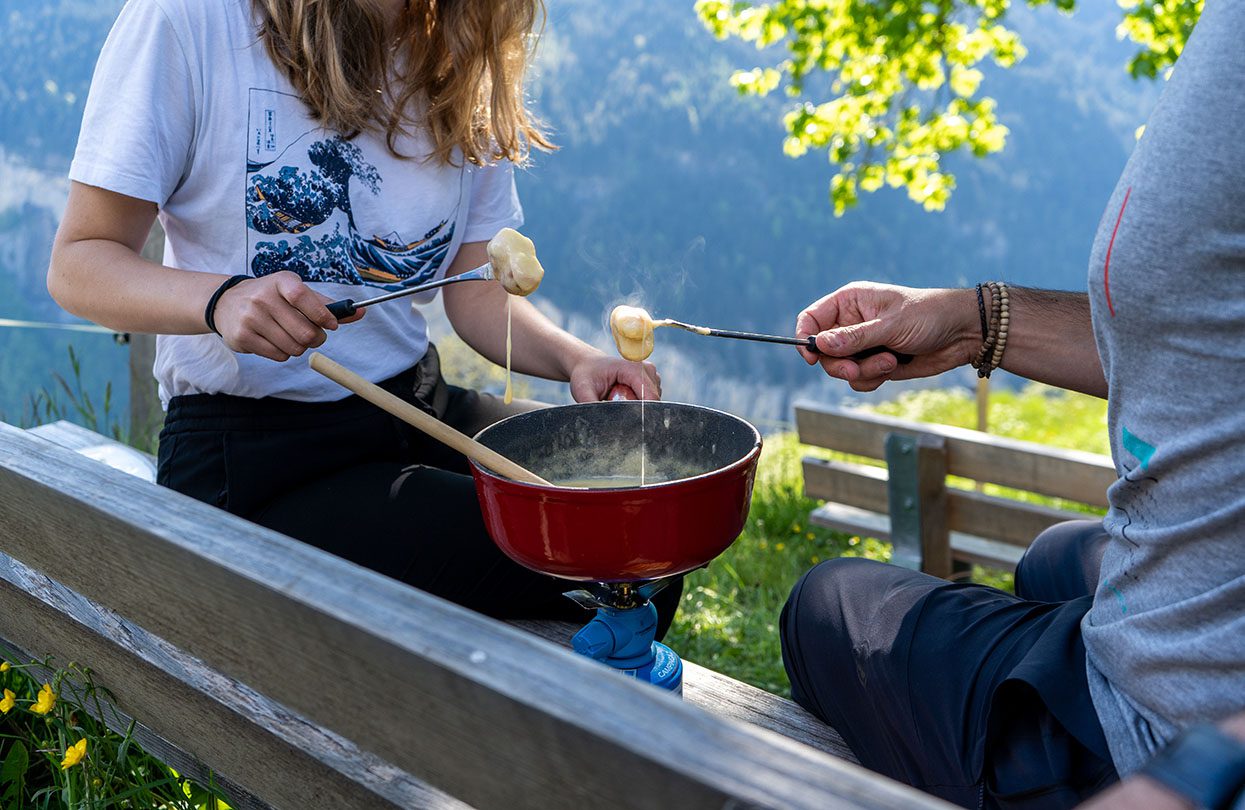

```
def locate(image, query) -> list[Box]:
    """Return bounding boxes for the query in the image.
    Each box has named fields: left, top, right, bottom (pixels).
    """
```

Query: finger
left=339, top=305, right=366, bottom=324
left=235, top=334, right=291, bottom=363
left=850, top=376, right=890, bottom=393
left=254, top=316, right=308, bottom=359
left=855, top=351, right=898, bottom=380
left=818, top=356, right=861, bottom=382
left=570, top=376, right=599, bottom=403
left=276, top=274, right=338, bottom=330
left=267, top=300, right=328, bottom=352
left=796, top=296, right=838, bottom=365
left=815, top=317, right=894, bottom=358
left=618, top=362, right=661, bottom=400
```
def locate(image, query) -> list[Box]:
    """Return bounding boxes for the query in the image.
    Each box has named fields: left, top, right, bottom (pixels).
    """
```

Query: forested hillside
left=0, top=0, right=1158, bottom=423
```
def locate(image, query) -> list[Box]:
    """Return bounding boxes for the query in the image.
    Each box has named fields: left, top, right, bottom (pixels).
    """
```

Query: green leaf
left=1, top=741, right=29, bottom=801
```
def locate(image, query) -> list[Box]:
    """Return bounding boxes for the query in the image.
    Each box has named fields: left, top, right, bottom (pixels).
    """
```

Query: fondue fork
left=657, top=319, right=913, bottom=364
left=325, top=263, right=495, bottom=319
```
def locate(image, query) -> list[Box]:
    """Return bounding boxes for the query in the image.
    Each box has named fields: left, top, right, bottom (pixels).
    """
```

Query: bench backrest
left=0, top=423, right=948, bottom=809
left=795, top=402, right=1116, bottom=576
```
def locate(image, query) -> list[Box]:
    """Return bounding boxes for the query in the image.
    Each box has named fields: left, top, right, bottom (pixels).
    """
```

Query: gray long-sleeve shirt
left=1084, top=0, right=1245, bottom=775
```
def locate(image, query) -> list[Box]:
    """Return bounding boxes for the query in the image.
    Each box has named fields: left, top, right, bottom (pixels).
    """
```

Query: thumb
left=815, top=318, right=894, bottom=357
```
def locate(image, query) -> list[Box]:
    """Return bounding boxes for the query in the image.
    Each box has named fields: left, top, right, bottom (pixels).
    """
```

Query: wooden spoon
left=309, top=353, right=552, bottom=486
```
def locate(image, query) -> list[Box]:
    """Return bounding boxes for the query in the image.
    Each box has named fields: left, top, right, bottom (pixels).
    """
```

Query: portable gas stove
left=470, top=400, right=762, bottom=694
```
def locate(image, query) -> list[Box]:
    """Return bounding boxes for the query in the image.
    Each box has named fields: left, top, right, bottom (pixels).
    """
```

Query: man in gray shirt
left=783, top=1, right=1245, bottom=806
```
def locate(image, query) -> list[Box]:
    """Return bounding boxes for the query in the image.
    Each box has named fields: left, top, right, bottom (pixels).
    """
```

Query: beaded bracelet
left=970, top=281, right=1010, bottom=378
left=974, top=283, right=988, bottom=342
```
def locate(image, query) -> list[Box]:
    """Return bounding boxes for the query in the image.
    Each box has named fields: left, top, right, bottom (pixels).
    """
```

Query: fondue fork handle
left=308, top=353, right=552, bottom=486
left=326, top=263, right=495, bottom=320
left=662, top=321, right=913, bottom=364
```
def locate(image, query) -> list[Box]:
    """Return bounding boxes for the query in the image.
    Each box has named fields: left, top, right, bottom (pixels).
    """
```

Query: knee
left=781, top=558, right=886, bottom=657
left=1015, top=519, right=1104, bottom=600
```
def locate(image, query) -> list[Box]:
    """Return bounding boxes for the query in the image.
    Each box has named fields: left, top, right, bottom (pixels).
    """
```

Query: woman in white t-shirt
left=47, top=0, right=677, bottom=626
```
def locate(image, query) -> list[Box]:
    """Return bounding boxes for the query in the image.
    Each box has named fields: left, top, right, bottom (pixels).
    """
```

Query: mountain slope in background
left=0, top=0, right=1158, bottom=423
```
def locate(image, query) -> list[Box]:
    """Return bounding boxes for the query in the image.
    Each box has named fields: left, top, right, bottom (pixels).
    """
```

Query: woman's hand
left=795, top=282, right=980, bottom=392
left=214, top=271, right=365, bottom=362
left=567, top=355, right=662, bottom=403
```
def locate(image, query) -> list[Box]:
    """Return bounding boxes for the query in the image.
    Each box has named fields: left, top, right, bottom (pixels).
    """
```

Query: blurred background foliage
left=696, top=0, right=1199, bottom=214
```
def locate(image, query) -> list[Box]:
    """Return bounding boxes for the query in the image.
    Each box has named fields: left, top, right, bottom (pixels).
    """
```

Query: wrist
left=939, top=287, right=983, bottom=366
left=559, top=342, right=605, bottom=381
left=204, top=274, right=250, bottom=336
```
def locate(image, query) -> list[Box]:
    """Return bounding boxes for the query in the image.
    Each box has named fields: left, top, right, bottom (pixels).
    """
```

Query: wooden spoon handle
left=309, top=353, right=551, bottom=486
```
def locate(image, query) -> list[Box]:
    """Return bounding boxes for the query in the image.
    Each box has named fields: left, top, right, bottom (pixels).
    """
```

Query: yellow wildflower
left=0, top=661, right=9, bottom=672
left=775, top=543, right=786, bottom=551
left=60, top=738, right=87, bottom=770
left=31, top=683, right=56, bottom=715
left=806, top=532, right=815, bottom=540
left=0, top=688, right=14, bottom=714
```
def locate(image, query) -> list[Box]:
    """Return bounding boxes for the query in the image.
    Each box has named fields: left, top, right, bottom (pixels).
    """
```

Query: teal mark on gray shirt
left=1121, top=426, right=1156, bottom=470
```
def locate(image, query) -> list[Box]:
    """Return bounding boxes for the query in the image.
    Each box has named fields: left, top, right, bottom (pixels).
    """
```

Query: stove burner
left=564, top=581, right=683, bottom=694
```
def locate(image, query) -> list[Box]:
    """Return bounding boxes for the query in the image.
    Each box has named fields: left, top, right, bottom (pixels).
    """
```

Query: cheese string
left=504, top=295, right=513, bottom=405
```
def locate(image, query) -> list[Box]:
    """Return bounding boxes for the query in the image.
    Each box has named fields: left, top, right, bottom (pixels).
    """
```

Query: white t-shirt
left=70, top=0, right=524, bottom=404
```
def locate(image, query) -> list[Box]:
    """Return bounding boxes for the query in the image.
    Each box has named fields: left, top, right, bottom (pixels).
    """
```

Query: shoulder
left=120, top=0, right=253, bottom=44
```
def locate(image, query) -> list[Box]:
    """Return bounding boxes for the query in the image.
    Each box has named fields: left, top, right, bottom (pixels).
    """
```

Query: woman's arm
left=795, top=282, right=1108, bottom=398
left=48, top=182, right=361, bottom=362
left=442, top=241, right=661, bottom=401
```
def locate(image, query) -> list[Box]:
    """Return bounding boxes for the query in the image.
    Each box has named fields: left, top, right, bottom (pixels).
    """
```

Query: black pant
left=157, top=347, right=681, bottom=634
left=781, top=521, right=1118, bottom=809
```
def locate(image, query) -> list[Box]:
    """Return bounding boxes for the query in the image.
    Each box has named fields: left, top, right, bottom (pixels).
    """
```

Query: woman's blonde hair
left=252, top=0, right=553, bottom=165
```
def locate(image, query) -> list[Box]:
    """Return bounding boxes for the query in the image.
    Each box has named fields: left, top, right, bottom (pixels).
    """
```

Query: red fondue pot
left=470, top=401, right=762, bottom=582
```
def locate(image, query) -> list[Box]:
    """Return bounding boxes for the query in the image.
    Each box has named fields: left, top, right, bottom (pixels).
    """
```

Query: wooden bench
left=795, top=402, right=1116, bottom=578
left=0, top=419, right=953, bottom=809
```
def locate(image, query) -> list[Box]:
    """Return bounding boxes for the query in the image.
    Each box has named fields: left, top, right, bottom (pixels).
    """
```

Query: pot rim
left=470, top=399, right=763, bottom=492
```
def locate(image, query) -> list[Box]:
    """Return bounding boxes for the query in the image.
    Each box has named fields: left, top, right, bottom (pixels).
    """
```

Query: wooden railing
left=796, top=402, right=1116, bottom=577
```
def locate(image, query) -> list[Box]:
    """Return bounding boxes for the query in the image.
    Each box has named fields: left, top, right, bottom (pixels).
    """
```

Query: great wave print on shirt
left=244, top=88, right=462, bottom=289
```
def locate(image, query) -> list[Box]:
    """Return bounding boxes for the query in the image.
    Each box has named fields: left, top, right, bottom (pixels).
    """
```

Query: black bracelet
left=975, top=282, right=988, bottom=342
left=204, top=275, right=251, bottom=336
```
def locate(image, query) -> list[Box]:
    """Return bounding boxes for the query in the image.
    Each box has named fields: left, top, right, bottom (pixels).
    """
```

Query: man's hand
left=214, top=271, right=365, bottom=362
left=568, top=355, right=662, bottom=403
left=795, top=282, right=980, bottom=392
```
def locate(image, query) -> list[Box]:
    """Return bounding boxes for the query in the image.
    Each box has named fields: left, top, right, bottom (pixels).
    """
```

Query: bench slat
left=510, top=620, right=858, bottom=763
left=0, top=424, right=947, bottom=810
left=808, top=504, right=1026, bottom=570
left=0, top=552, right=465, bottom=810
left=796, top=403, right=1115, bottom=509
left=803, top=458, right=1094, bottom=548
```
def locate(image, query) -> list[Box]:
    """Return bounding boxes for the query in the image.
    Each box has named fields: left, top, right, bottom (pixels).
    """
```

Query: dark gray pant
left=781, top=521, right=1118, bottom=809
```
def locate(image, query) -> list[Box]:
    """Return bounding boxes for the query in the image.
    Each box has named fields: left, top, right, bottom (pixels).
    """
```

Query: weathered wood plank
left=28, top=420, right=157, bottom=481
left=796, top=403, right=1115, bottom=508
left=802, top=458, right=889, bottom=513
left=803, top=458, right=1093, bottom=548
left=946, top=488, right=1096, bottom=548
left=0, top=551, right=468, bottom=810
left=0, top=424, right=949, bottom=810
left=510, top=620, right=858, bottom=763
left=809, top=504, right=1027, bottom=570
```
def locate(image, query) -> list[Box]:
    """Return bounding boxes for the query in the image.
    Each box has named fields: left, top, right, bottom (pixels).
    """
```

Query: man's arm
left=795, top=282, right=1108, bottom=397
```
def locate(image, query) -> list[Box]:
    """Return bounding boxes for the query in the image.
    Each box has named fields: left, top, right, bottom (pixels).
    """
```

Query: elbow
left=46, top=240, right=84, bottom=317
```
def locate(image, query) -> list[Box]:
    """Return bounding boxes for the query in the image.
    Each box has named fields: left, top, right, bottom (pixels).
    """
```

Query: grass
left=666, top=382, right=1110, bottom=697
left=0, top=652, right=230, bottom=809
